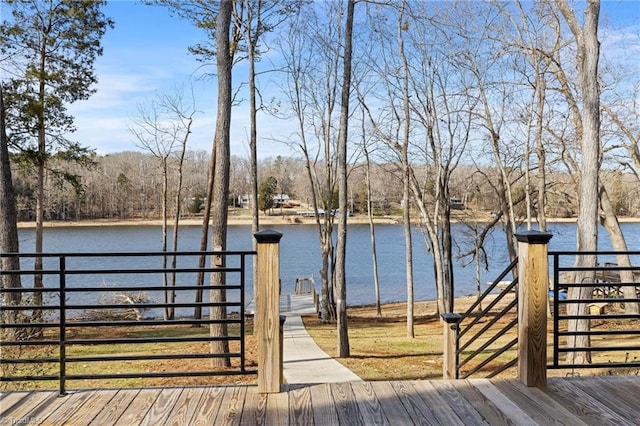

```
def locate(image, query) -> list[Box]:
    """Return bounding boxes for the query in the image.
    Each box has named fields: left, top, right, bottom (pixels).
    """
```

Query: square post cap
left=441, top=312, right=462, bottom=324
left=515, top=230, right=553, bottom=244
left=254, top=229, right=283, bottom=243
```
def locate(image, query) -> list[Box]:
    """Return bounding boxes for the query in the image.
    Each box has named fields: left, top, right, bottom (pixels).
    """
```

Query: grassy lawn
left=304, top=297, right=640, bottom=380
left=1, top=322, right=258, bottom=391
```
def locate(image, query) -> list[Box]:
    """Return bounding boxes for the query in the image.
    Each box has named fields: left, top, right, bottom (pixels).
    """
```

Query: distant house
left=273, top=194, right=290, bottom=207
left=238, top=194, right=251, bottom=209
left=450, top=197, right=466, bottom=210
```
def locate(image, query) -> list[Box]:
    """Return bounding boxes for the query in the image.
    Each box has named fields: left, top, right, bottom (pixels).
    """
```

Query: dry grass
left=304, top=296, right=640, bottom=380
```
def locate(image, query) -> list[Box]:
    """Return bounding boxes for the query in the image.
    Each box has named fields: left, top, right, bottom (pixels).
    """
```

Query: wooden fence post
left=515, top=231, right=553, bottom=387
left=254, top=229, right=283, bottom=394
left=441, top=313, right=461, bottom=380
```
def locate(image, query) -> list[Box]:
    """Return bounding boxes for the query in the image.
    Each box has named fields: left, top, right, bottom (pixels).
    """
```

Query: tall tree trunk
left=209, top=1, right=233, bottom=368
left=397, top=0, right=415, bottom=337
left=33, top=37, right=48, bottom=322
left=599, top=185, right=639, bottom=314
left=535, top=70, right=548, bottom=231
left=0, top=85, right=23, bottom=329
left=171, top=127, right=190, bottom=321
left=161, top=161, right=171, bottom=320
left=557, top=0, right=601, bottom=365
left=194, top=145, right=215, bottom=322
left=363, top=143, right=381, bottom=317
left=335, top=0, right=354, bottom=358
left=247, top=8, right=260, bottom=304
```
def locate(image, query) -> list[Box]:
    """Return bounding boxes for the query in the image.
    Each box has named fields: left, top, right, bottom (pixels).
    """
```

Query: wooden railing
left=444, top=232, right=640, bottom=386
left=0, top=229, right=285, bottom=395
left=443, top=231, right=552, bottom=387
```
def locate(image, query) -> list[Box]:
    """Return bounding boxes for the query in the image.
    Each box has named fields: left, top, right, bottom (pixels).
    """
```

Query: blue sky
left=64, top=0, right=640, bottom=158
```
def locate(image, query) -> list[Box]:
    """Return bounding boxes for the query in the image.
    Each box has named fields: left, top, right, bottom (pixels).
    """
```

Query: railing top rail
left=0, top=250, right=256, bottom=258
left=549, top=250, right=640, bottom=256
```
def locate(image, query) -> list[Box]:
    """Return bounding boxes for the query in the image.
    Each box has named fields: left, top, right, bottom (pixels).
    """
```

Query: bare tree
left=129, top=87, right=195, bottom=320
left=209, top=0, right=233, bottom=368
left=278, top=3, right=347, bottom=322
left=555, top=0, right=601, bottom=364
left=334, top=0, right=355, bottom=358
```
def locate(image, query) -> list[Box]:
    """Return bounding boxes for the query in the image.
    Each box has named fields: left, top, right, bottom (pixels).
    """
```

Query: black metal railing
left=549, top=251, right=640, bottom=372
left=452, top=258, right=519, bottom=379
left=0, top=250, right=256, bottom=394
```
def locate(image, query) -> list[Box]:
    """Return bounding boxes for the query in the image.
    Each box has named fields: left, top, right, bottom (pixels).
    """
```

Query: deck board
left=163, top=387, right=206, bottom=426
left=545, top=378, right=629, bottom=426
left=427, top=379, right=489, bottom=425
left=39, top=390, right=96, bottom=426
left=140, top=387, right=182, bottom=426
left=264, top=386, right=289, bottom=425
left=471, top=379, right=538, bottom=426
left=88, top=388, right=140, bottom=426
left=330, top=382, right=363, bottom=425
left=308, top=383, right=339, bottom=425
left=348, top=381, right=387, bottom=426
left=390, top=380, right=440, bottom=425
left=455, top=380, right=513, bottom=426
left=0, top=391, right=57, bottom=425
left=215, top=385, right=246, bottom=425
left=63, top=389, right=117, bottom=426
left=115, top=388, right=160, bottom=425
left=0, top=391, right=30, bottom=416
left=190, top=386, right=226, bottom=426
left=494, top=379, right=588, bottom=426
left=287, top=384, right=314, bottom=425
left=2, top=376, right=638, bottom=425
left=369, top=381, right=415, bottom=425
left=413, top=380, right=467, bottom=425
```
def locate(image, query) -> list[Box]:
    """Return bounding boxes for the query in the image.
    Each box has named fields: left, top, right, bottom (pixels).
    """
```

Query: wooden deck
left=2, top=376, right=639, bottom=425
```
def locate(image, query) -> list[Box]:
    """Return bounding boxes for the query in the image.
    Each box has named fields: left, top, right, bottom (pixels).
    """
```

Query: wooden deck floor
left=2, top=376, right=639, bottom=425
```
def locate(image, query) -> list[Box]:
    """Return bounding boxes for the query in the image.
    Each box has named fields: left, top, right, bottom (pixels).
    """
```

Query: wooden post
left=441, top=312, right=461, bottom=380
left=516, top=231, right=553, bottom=388
left=254, top=229, right=283, bottom=394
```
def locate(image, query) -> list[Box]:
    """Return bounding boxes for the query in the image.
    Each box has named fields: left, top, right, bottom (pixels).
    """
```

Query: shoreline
left=16, top=215, right=401, bottom=228
left=17, top=215, right=640, bottom=229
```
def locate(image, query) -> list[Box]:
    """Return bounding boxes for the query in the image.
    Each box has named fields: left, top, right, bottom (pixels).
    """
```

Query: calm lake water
left=14, top=221, right=640, bottom=309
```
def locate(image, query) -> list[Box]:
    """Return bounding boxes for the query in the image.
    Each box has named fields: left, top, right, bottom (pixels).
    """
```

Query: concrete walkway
left=248, top=293, right=362, bottom=384
left=282, top=315, right=362, bottom=384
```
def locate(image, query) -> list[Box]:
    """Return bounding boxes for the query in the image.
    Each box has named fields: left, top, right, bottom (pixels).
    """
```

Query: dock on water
left=245, top=293, right=318, bottom=317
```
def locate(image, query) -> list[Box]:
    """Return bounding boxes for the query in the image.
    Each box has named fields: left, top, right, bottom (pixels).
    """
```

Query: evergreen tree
left=1, top=0, right=113, bottom=309
left=258, top=176, right=277, bottom=214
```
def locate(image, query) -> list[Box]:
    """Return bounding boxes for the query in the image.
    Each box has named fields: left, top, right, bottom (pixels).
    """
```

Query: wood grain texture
left=256, top=239, right=282, bottom=394
left=544, top=378, right=627, bottom=426
left=191, top=386, right=226, bottom=426
left=517, top=240, right=549, bottom=387
left=287, top=384, right=313, bottom=426
left=115, top=388, right=161, bottom=426
left=428, top=379, right=489, bottom=425
left=264, top=385, right=289, bottom=425
left=88, top=389, right=140, bottom=426
left=62, top=389, right=117, bottom=426
left=330, top=382, right=363, bottom=426
left=0, top=391, right=57, bottom=425
left=4, top=376, right=639, bottom=425
left=214, top=385, right=247, bottom=426
left=349, top=381, right=387, bottom=426
left=369, top=381, right=415, bottom=425
left=309, top=383, right=339, bottom=425
left=390, top=380, right=440, bottom=425
left=470, top=379, right=537, bottom=426
left=163, top=386, right=206, bottom=426
left=39, top=390, right=96, bottom=426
